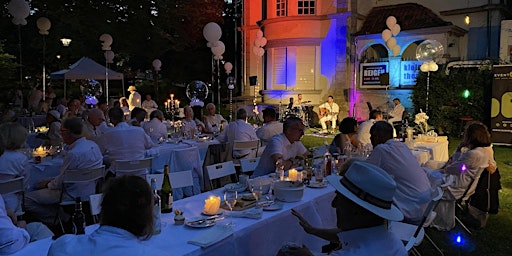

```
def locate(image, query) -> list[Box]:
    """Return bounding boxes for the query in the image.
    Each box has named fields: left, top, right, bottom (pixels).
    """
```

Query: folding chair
left=56, top=166, right=106, bottom=233
left=240, top=157, right=260, bottom=177
left=206, top=161, right=237, bottom=190
left=202, top=142, right=231, bottom=191
left=114, top=158, right=152, bottom=178
left=89, top=193, right=103, bottom=224
left=232, top=140, right=259, bottom=165
left=147, top=170, right=194, bottom=201
left=0, top=176, right=25, bottom=217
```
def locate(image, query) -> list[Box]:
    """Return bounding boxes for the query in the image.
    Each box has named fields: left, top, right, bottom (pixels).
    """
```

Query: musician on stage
left=292, top=93, right=308, bottom=122
left=318, top=95, right=340, bottom=134
left=292, top=93, right=304, bottom=108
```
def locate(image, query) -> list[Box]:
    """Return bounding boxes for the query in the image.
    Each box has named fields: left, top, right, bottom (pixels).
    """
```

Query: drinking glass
left=224, top=190, right=238, bottom=225
left=313, top=167, right=324, bottom=183
left=250, top=181, right=263, bottom=202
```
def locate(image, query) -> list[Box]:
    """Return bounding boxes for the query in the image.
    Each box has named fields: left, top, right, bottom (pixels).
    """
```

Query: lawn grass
left=301, top=132, right=512, bottom=255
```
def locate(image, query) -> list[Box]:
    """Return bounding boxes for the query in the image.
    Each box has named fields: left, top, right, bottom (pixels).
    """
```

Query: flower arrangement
left=414, top=110, right=430, bottom=134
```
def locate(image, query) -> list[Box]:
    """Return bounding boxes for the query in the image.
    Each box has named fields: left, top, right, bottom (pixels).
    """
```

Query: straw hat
left=127, top=85, right=137, bottom=91
left=326, top=161, right=403, bottom=221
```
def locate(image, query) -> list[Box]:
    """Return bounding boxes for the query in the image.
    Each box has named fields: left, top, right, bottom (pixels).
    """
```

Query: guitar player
left=318, top=95, right=340, bottom=134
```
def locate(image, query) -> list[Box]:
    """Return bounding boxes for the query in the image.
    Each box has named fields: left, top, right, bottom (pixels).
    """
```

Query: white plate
left=307, top=182, right=328, bottom=188
left=263, top=202, right=283, bottom=211
left=185, top=217, right=217, bottom=228
left=224, top=183, right=246, bottom=192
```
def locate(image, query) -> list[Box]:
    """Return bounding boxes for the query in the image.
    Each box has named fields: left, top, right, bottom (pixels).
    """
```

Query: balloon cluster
left=416, top=40, right=444, bottom=72
left=253, top=30, right=267, bottom=57
left=7, top=0, right=30, bottom=26
left=82, top=79, right=102, bottom=106
left=99, top=33, right=113, bottom=51
left=186, top=80, right=209, bottom=107
left=36, top=17, right=51, bottom=35
left=203, top=22, right=225, bottom=60
left=381, top=16, right=401, bottom=57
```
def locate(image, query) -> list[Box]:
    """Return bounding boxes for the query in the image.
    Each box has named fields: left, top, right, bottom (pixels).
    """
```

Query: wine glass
left=250, top=181, right=263, bottom=203
left=224, top=190, right=238, bottom=225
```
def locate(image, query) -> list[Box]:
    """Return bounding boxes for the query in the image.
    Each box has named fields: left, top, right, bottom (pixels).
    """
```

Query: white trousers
left=320, top=115, right=337, bottom=131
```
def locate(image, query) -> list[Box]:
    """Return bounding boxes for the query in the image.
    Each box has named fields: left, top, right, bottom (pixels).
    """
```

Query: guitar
left=319, top=107, right=330, bottom=118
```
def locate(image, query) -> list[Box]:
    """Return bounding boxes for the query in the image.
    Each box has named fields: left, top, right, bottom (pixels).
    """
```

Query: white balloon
left=257, top=48, right=265, bottom=57
left=105, top=50, right=115, bottom=64
left=260, top=37, right=267, bottom=47
left=428, top=61, right=438, bottom=72
left=391, top=45, right=401, bottom=56
left=386, top=37, right=397, bottom=49
left=211, top=41, right=225, bottom=56
left=203, top=22, right=222, bottom=42
left=420, top=62, right=430, bottom=72
left=152, top=59, right=162, bottom=71
left=416, top=40, right=445, bottom=62
left=254, top=38, right=263, bottom=47
left=381, top=29, right=392, bottom=42
left=36, top=17, right=51, bottom=35
left=7, top=0, right=30, bottom=25
left=224, top=62, right=233, bottom=73
left=391, top=24, right=401, bottom=36
left=256, top=30, right=264, bottom=39
left=386, top=16, right=397, bottom=29
left=99, top=34, right=113, bottom=45
left=252, top=46, right=260, bottom=56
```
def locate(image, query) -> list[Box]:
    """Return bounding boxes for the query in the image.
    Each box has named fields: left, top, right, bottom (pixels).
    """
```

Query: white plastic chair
left=0, top=176, right=25, bottom=216
left=147, top=170, right=194, bottom=201
left=240, top=157, right=260, bottom=175
left=206, top=161, right=236, bottom=189
left=232, top=140, right=259, bottom=165
left=114, top=158, right=152, bottom=178
left=89, top=193, right=103, bottom=223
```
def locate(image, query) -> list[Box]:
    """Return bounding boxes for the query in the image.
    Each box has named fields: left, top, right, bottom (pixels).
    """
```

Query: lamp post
left=37, top=17, right=51, bottom=101
left=152, top=59, right=162, bottom=103
left=100, top=33, right=113, bottom=101
left=60, top=37, right=72, bottom=98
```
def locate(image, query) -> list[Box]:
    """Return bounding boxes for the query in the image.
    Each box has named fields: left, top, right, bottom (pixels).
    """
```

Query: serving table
left=12, top=180, right=337, bottom=256
left=412, top=140, right=449, bottom=162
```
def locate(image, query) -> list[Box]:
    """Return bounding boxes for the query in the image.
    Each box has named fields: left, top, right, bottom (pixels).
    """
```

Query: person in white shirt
left=1, top=194, right=53, bottom=255
left=318, top=95, right=340, bottom=134
left=48, top=175, right=169, bottom=256
left=253, top=116, right=307, bottom=177
left=37, top=110, right=62, bottom=146
left=25, top=117, right=104, bottom=224
left=357, top=109, right=383, bottom=147
left=127, top=107, right=147, bottom=127
left=27, top=86, right=43, bottom=113
left=127, top=86, right=141, bottom=111
left=97, top=107, right=154, bottom=168
left=84, top=109, right=111, bottom=143
left=291, top=161, right=407, bottom=256
left=217, top=108, right=259, bottom=159
left=142, top=110, right=167, bottom=142
left=181, top=106, right=205, bottom=135
left=366, top=121, right=433, bottom=224
left=256, top=107, right=283, bottom=146
left=141, top=94, right=158, bottom=114
left=202, top=103, right=227, bottom=133
left=55, top=98, right=68, bottom=118
left=388, top=98, right=405, bottom=124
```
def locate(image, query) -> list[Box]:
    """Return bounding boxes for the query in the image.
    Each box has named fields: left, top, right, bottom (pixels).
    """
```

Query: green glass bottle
left=161, top=165, right=173, bottom=213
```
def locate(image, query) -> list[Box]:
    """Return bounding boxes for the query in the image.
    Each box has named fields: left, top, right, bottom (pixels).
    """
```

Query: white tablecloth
left=27, top=156, right=63, bottom=191
left=12, top=182, right=337, bottom=256
left=412, top=141, right=449, bottom=162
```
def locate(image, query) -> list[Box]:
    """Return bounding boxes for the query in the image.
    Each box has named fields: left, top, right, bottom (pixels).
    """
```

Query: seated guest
left=202, top=103, right=227, bottom=133
left=253, top=116, right=307, bottom=177
left=366, top=121, right=432, bottom=224
left=119, top=97, right=130, bottom=120
left=84, top=109, right=111, bottom=143
left=37, top=110, right=62, bottom=147
left=0, top=122, right=30, bottom=214
left=142, top=110, right=167, bottom=142
left=55, top=98, right=68, bottom=118
left=141, top=94, right=158, bottom=114
left=256, top=107, right=283, bottom=146
left=48, top=175, right=167, bottom=255
left=62, top=99, right=82, bottom=119
left=431, top=122, right=495, bottom=230
left=329, top=117, right=359, bottom=155
left=291, top=161, right=407, bottom=256
left=25, top=117, right=103, bottom=225
left=128, top=107, right=147, bottom=127
left=357, top=109, right=383, bottom=147
left=97, top=107, right=154, bottom=168
left=181, top=106, right=205, bottom=135
left=388, top=98, right=404, bottom=124
left=0, top=195, right=53, bottom=255
left=217, top=108, right=258, bottom=159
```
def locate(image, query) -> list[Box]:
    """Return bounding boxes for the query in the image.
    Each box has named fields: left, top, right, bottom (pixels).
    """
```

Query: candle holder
left=164, top=101, right=179, bottom=122
left=203, top=195, right=221, bottom=215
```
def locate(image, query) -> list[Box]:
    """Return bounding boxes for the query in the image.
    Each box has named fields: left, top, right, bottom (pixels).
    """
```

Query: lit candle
left=33, top=146, right=46, bottom=158
left=176, top=100, right=180, bottom=108
left=164, top=101, right=168, bottom=110
left=288, top=168, right=298, bottom=181
left=170, top=94, right=174, bottom=101
left=203, top=195, right=221, bottom=215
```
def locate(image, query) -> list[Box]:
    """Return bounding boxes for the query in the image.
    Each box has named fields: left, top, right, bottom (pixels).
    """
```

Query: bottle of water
left=151, top=178, right=162, bottom=234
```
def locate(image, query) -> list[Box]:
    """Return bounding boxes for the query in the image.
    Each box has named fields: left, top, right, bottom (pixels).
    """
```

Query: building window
left=273, top=48, right=287, bottom=86
left=276, top=0, right=288, bottom=17
left=298, top=0, right=315, bottom=15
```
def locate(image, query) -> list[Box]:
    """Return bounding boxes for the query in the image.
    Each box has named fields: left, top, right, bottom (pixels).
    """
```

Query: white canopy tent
left=50, top=57, right=124, bottom=99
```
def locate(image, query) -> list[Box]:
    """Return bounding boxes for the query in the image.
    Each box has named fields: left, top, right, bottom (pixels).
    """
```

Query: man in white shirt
left=217, top=108, right=258, bottom=159
left=366, top=121, right=433, bottom=224
left=141, top=94, right=158, bottom=114
left=388, top=98, right=405, bottom=124
left=97, top=107, right=154, bottom=168
left=142, top=110, right=167, bottom=142
left=127, top=85, right=141, bottom=111
left=26, top=117, right=104, bottom=224
left=357, top=109, right=383, bottom=147
left=203, top=103, right=227, bottom=133
left=318, top=95, right=340, bottom=134
left=256, top=107, right=283, bottom=146
left=84, top=109, right=111, bottom=143
left=253, top=116, right=307, bottom=177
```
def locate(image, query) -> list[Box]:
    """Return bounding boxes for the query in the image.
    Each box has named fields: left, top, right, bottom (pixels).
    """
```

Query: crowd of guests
left=0, top=85, right=500, bottom=254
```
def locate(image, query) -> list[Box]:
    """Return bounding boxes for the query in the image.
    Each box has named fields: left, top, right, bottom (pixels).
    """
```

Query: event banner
left=491, top=65, right=512, bottom=145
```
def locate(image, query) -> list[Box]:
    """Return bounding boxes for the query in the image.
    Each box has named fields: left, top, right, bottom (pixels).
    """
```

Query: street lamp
left=60, top=38, right=72, bottom=47
left=37, top=17, right=51, bottom=100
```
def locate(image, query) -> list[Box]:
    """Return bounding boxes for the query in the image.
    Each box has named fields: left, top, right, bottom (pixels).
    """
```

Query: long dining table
left=12, top=179, right=337, bottom=256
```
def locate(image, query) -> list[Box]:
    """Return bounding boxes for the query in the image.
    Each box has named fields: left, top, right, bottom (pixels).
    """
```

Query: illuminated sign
left=400, top=61, right=422, bottom=86
left=360, top=62, right=388, bottom=88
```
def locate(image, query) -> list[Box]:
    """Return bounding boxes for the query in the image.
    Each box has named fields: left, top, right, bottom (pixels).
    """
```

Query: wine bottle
left=324, top=148, right=332, bottom=176
left=151, top=178, right=162, bottom=234
left=161, top=165, right=173, bottom=213
left=72, top=197, right=85, bottom=235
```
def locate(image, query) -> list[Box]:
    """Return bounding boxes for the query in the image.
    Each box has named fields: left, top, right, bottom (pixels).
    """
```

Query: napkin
left=188, top=224, right=233, bottom=248
left=224, top=207, right=263, bottom=219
